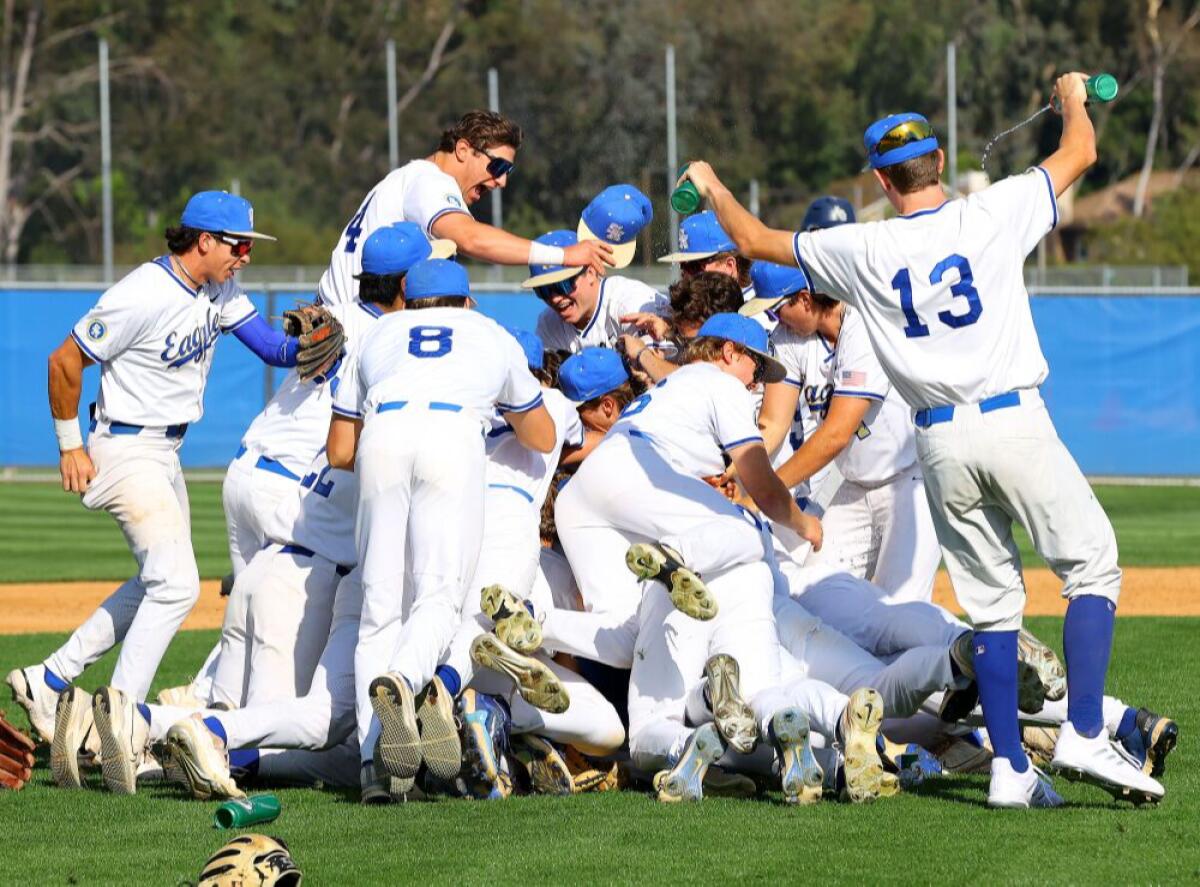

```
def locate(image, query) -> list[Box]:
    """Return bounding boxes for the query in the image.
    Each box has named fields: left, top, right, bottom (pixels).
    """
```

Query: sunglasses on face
left=534, top=277, right=578, bottom=302
left=476, top=147, right=515, bottom=179
left=214, top=233, right=253, bottom=258
left=873, top=119, right=935, bottom=156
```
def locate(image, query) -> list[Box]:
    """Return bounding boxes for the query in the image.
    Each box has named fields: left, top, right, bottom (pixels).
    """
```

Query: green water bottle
left=670, top=165, right=701, bottom=214
left=214, top=794, right=281, bottom=829
left=1085, top=73, right=1119, bottom=103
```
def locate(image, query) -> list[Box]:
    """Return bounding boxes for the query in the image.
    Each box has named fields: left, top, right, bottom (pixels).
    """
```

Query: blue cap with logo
left=560, top=347, right=629, bottom=402
left=740, top=261, right=808, bottom=317
left=696, top=312, right=786, bottom=383
left=577, top=184, right=653, bottom=270
left=863, top=112, right=938, bottom=169
left=657, top=211, right=737, bottom=263
left=502, top=325, right=545, bottom=371
left=356, top=222, right=457, bottom=277
left=802, top=196, right=856, bottom=231
left=181, top=191, right=276, bottom=240
left=404, top=258, right=471, bottom=301
left=522, top=229, right=584, bottom=289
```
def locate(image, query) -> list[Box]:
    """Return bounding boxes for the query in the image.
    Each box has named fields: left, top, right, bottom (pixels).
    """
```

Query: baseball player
left=657, top=211, right=755, bottom=301
left=317, top=110, right=610, bottom=307
left=744, top=250, right=942, bottom=603
left=8, top=192, right=315, bottom=748
left=528, top=186, right=663, bottom=354
left=327, top=258, right=556, bottom=793
left=683, top=72, right=1163, bottom=806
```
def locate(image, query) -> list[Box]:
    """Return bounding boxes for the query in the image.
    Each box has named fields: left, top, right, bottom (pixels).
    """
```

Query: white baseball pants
left=221, top=447, right=300, bottom=575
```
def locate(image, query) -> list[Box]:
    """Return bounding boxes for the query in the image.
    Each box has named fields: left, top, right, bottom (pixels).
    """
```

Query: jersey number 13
left=891, top=254, right=981, bottom=339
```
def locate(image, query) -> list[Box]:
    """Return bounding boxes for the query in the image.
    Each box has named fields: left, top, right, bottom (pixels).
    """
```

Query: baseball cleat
left=369, top=673, right=422, bottom=790
left=651, top=763, right=757, bottom=799
left=7, top=666, right=60, bottom=743
left=942, top=631, right=1045, bottom=720
left=704, top=654, right=759, bottom=754
left=987, top=757, right=1064, bottom=809
left=1051, top=721, right=1164, bottom=804
left=929, top=730, right=993, bottom=774
left=470, top=634, right=569, bottom=714
left=155, top=685, right=204, bottom=709
left=512, top=734, right=573, bottom=796
left=625, top=542, right=717, bottom=621
left=460, top=689, right=513, bottom=800
left=1022, top=725, right=1059, bottom=770
left=481, top=584, right=542, bottom=654
left=654, top=723, right=727, bottom=803
left=1017, top=628, right=1067, bottom=702
left=93, top=686, right=150, bottom=795
left=770, top=707, right=823, bottom=805
left=880, top=737, right=944, bottom=789
left=165, top=716, right=244, bottom=800
left=839, top=688, right=899, bottom=803
left=1119, top=708, right=1178, bottom=779
left=51, top=687, right=93, bottom=789
left=415, top=676, right=461, bottom=782
left=360, top=761, right=406, bottom=806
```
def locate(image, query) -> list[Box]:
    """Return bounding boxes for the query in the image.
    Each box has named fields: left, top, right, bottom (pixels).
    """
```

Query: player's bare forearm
left=758, top=382, right=798, bottom=457
left=506, top=403, right=557, bottom=453
left=1041, top=72, right=1097, bottom=197
left=635, top=346, right=677, bottom=383
left=777, top=394, right=868, bottom=489
left=326, top=415, right=362, bottom=470
left=433, top=214, right=611, bottom=275
left=47, top=336, right=90, bottom=420
left=729, top=443, right=794, bottom=525
left=682, top=162, right=796, bottom=266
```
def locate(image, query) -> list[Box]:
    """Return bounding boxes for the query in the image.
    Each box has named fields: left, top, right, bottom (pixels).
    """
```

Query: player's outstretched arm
left=776, top=394, right=872, bottom=490
left=47, top=335, right=96, bottom=494
left=505, top=402, right=557, bottom=453
left=432, top=213, right=612, bottom=277
left=679, top=162, right=796, bottom=266
left=1040, top=72, right=1098, bottom=197
left=326, top=414, right=362, bottom=470
left=729, top=442, right=822, bottom=550
left=758, top=381, right=801, bottom=458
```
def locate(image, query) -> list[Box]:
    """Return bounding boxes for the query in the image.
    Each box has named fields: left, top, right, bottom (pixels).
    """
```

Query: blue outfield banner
left=2, top=287, right=1198, bottom=475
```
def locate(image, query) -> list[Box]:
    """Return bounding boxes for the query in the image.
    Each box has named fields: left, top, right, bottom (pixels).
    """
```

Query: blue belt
left=914, top=390, right=1021, bottom=429
left=280, top=543, right=352, bottom=577
left=87, top=406, right=187, bottom=439
left=235, top=445, right=301, bottom=482
left=377, top=400, right=463, bottom=414
left=488, top=483, right=534, bottom=503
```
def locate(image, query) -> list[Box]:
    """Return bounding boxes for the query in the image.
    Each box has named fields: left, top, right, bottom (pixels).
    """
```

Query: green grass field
left=0, top=482, right=1197, bottom=884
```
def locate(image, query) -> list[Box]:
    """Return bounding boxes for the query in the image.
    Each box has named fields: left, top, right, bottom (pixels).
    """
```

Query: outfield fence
left=3, top=281, right=1198, bottom=475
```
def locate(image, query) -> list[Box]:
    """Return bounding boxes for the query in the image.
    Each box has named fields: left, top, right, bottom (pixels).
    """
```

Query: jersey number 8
left=408, top=326, right=454, bottom=358
left=891, top=254, right=982, bottom=339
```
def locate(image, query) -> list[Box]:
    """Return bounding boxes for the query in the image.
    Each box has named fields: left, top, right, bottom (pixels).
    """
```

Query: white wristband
left=54, top=417, right=84, bottom=452
left=528, top=242, right=566, bottom=266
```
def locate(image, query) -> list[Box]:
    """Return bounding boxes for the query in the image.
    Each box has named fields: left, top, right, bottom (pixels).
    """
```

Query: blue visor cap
left=404, top=258, right=470, bottom=301
left=502, top=325, right=545, bottom=371
left=560, top=347, right=629, bottom=402
left=657, top=211, right=737, bottom=262
left=578, top=184, right=653, bottom=269
left=523, top=229, right=584, bottom=289
left=864, top=113, right=938, bottom=169
left=741, top=261, right=808, bottom=317
left=696, top=312, right=787, bottom=384
left=358, top=222, right=432, bottom=276
left=181, top=191, right=276, bottom=240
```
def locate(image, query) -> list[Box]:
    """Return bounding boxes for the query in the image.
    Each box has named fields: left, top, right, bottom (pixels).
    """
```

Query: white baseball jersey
left=829, top=306, right=918, bottom=485
left=611, top=362, right=761, bottom=478
left=535, top=275, right=666, bottom=353
left=238, top=302, right=380, bottom=477
left=792, top=167, right=1057, bottom=408
left=485, top=387, right=584, bottom=507
left=332, top=308, right=543, bottom=427
left=316, top=159, right=469, bottom=306
left=264, top=449, right=359, bottom=568
left=71, top=256, right=257, bottom=426
left=770, top=324, right=834, bottom=499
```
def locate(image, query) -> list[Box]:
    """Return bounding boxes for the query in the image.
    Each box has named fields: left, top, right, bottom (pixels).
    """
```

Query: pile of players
left=9, top=77, right=1179, bottom=810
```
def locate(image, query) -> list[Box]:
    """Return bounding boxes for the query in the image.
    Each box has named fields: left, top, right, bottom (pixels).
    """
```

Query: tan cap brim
left=521, top=266, right=585, bottom=289
left=656, top=250, right=719, bottom=263
left=739, top=297, right=783, bottom=318
left=577, top=219, right=637, bottom=269
left=428, top=238, right=457, bottom=259
left=225, top=229, right=278, bottom=242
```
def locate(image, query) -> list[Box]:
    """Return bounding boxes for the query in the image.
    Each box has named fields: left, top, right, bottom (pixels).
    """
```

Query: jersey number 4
left=891, top=254, right=981, bottom=338
left=343, top=194, right=375, bottom=254
left=408, top=326, right=453, bottom=358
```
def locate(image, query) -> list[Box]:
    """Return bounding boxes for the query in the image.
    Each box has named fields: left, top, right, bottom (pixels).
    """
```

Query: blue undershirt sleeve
left=232, top=313, right=299, bottom=367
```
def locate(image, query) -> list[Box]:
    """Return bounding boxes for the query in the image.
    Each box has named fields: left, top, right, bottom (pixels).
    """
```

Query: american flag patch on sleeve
left=840, top=369, right=867, bottom=387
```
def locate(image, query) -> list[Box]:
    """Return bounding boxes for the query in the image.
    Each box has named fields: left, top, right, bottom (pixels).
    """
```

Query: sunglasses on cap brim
left=213, top=232, right=253, bottom=257
left=478, top=147, right=515, bottom=179
left=534, top=276, right=580, bottom=302
left=873, top=119, right=935, bottom=156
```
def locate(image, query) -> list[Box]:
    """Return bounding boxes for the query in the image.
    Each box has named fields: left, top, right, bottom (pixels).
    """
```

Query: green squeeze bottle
left=670, top=166, right=701, bottom=214
left=214, top=794, right=282, bottom=829
left=1085, top=73, right=1119, bottom=103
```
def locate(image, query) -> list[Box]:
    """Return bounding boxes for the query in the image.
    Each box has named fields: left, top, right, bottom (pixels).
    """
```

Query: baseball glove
left=0, top=712, right=36, bottom=791
left=564, top=744, right=619, bottom=793
left=199, top=834, right=302, bottom=887
left=282, top=303, right=345, bottom=382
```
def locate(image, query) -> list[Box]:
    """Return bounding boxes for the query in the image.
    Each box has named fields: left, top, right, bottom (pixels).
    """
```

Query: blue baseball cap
left=696, top=313, right=786, bottom=383
left=577, top=184, right=653, bottom=270
left=404, top=258, right=471, bottom=301
left=802, top=196, right=856, bottom=231
left=741, top=261, right=808, bottom=317
left=522, top=229, right=585, bottom=289
left=356, top=222, right=456, bottom=277
left=180, top=191, right=276, bottom=240
left=863, top=113, right=938, bottom=169
left=560, top=347, right=629, bottom=402
left=657, top=211, right=737, bottom=263
left=502, top=325, right=545, bottom=371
